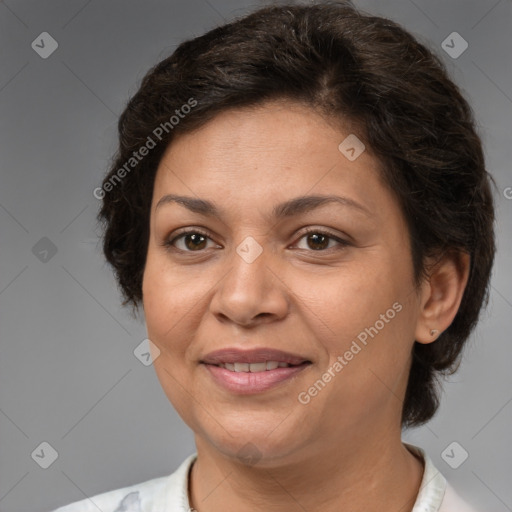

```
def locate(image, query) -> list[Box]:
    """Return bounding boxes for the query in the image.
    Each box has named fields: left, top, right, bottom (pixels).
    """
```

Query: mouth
left=200, top=347, right=311, bottom=366
left=200, top=348, right=312, bottom=394
left=213, top=361, right=308, bottom=372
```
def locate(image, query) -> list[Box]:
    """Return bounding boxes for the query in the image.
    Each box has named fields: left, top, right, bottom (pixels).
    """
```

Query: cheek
left=142, top=250, right=205, bottom=341
left=142, top=255, right=205, bottom=424
left=295, top=259, right=415, bottom=404
left=293, top=261, right=401, bottom=346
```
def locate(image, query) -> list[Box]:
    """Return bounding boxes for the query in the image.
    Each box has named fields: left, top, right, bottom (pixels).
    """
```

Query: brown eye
left=305, top=232, right=329, bottom=250
left=164, top=230, right=217, bottom=252
left=181, top=233, right=208, bottom=251
left=294, top=229, right=349, bottom=252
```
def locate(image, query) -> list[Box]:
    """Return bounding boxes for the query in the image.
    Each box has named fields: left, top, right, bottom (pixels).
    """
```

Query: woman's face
left=142, top=101, right=423, bottom=465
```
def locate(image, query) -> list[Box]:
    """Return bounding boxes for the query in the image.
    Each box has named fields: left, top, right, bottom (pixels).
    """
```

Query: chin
left=196, top=418, right=311, bottom=468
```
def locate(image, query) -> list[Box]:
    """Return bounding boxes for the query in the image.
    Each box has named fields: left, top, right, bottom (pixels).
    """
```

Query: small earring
left=430, top=329, right=439, bottom=337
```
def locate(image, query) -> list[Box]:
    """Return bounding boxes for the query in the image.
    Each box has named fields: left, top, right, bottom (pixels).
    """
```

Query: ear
left=415, top=250, right=470, bottom=344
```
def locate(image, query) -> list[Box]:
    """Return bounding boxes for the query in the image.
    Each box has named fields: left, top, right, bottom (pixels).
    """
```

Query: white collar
left=405, top=443, right=447, bottom=511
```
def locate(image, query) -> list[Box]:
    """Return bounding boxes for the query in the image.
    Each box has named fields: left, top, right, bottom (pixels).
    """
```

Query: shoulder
left=439, top=482, right=480, bottom=512
left=50, top=453, right=197, bottom=512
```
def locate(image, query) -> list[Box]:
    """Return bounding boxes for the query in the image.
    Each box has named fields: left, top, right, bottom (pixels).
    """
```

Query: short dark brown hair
left=97, top=1, right=496, bottom=428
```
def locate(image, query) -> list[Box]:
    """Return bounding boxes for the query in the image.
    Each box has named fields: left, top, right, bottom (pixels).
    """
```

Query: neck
left=188, top=429, right=424, bottom=512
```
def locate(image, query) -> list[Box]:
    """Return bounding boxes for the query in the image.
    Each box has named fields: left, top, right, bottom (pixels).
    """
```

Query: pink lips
left=200, top=348, right=312, bottom=394
left=201, top=348, right=310, bottom=366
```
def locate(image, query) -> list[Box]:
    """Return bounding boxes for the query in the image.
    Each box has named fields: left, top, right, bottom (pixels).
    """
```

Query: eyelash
left=162, top=227, right=350, bottom=253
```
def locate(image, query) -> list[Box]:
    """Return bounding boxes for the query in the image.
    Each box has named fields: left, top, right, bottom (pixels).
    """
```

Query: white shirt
left=52, top=444, right=478, bottom=511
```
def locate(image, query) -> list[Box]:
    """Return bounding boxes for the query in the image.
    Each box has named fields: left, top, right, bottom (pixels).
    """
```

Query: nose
left=209, top=242, right=289, bottom=327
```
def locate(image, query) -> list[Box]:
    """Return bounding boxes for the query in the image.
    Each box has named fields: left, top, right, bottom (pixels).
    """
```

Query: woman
left=54, top=1, right=495, bottom=511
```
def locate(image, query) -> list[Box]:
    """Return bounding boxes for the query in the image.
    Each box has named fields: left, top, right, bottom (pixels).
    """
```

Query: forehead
left=158, top=100, right=362, bottom=167
left=151, top=101, right=395, bottom=221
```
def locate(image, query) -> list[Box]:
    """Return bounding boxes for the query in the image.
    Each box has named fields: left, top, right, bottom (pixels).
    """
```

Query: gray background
left=0, top=1, right=511, bottom=511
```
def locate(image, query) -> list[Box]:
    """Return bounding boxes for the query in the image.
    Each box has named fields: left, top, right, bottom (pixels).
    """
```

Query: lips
left=200, top=348, right=312, bottom=393
left=218, top=361, right=294, bottom=372
left=200, top=348, right=311, bottom=367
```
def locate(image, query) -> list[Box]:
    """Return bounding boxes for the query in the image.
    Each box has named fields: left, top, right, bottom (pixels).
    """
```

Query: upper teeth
left=219, top=361, right=292, bottom=372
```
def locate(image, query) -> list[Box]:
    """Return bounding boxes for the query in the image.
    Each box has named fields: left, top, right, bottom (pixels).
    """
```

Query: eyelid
left=291, top=227, right=350, bottom=250
left=162, top=226, right=350, bottom=253
left=162, top=227, right=219, bottom=250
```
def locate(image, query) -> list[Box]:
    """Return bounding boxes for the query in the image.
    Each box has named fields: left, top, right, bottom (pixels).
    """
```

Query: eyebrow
left=155, top=193, right=373, bottom=219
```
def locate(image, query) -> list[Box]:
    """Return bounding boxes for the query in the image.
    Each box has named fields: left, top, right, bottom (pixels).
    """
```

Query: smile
left=215, top=361, right=298, bottom=372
